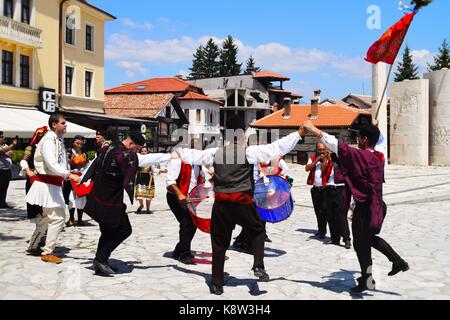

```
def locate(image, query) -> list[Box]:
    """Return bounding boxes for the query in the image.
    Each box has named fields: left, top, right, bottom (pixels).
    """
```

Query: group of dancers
left=20, top=112, right=409, bottom=295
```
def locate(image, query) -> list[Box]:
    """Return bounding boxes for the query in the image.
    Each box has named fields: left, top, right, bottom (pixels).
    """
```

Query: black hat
left=356, top=125, right=380, bottom=147
left=226, top=114, right=246, bottom=131
left=129, top=132, right=146, bottom=146
left=74, top=135, right=84, bottom=140
left=96, top=130, right=106, bottom=137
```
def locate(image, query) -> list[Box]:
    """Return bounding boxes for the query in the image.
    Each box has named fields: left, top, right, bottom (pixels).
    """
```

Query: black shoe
left=350, top=276, right=376, bottom=293
left=388, top=260, right=409, bottom=276
left=210, top=283, right=224, bottom=295
left=178, top=255, right=197, bottom=265
left=265, top=235, right=272, bottom=243
left=344, top=241, right=352, bottom=250
left=93, top=259, right=116, bottom=276
left=26, top=248, right=43, bottom=256
left=315, top=232, right=326, bottom=240
left=253, top=267, right=270, bottom=282
left=76, top=220, right=86, bottom=227
left=324, top=240, right=340, bottom=246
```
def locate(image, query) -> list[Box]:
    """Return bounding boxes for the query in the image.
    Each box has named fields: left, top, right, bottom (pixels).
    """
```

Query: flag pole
left=374, top=63, right=394, bottom=120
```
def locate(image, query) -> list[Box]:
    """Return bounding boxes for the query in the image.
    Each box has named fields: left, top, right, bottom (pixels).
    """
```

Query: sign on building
left=39, top=88, right=58, bottom=114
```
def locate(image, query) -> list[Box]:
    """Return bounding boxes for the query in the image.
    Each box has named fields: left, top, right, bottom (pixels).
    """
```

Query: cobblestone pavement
left=1, top=164, right=450, bottom=300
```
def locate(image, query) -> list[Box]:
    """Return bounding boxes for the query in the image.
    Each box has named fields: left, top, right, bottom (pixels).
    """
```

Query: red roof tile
left=105, top=93, right=174, bottom=118
left=105, top=78, right=203, bottom=94
left=251, top=105, right=371, bottom=128
left=178, top=91, right=223, bottom=105
left=254, top=71, right=290, bottom=81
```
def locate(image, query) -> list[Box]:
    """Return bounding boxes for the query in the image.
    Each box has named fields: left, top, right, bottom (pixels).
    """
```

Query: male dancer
left=303, top=120, right=409, bottom=293
left=174, top=115, right=305, bottom=295
left=83, top=133, right=171, bottom=276
left=26, top=114, right=81, bottom=264
left=166, top=140, right=204, bottom=265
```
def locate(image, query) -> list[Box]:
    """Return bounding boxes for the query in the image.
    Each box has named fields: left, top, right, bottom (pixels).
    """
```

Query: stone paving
left=1, top=164, right=450, bottom=300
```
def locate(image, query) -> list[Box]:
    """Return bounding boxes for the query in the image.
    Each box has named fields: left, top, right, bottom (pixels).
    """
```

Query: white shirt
left=278, top=159, right=289, bottom=178
left=179, top=132, right=302, bottom=167
left=166, top=159, right=201, bottom=194
left=137, top=153, right=171, bottom=167
left=307, top=158, right=324, bottom=187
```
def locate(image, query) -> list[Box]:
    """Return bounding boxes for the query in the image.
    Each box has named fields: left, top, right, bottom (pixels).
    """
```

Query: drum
left=254, top=175, right=293, bottom=223
left=187, top=183, right=215, bottom=234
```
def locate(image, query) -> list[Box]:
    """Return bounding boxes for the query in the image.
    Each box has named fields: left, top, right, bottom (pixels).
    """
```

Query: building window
left=85, top=24, right=94, bottom=51
left=65, top=16, right=75, bottom=45
left=85, top=70, right=93, bottom=97
left=1, top=51, right=13, bottom=85
left=4, top=0, right=13, bottom=18
left=196, top=110, right=201, bottom=124
left=160, top=122, right=168, bottom=136
left=165, top=106, right=171, bottom=118
left=184, top=109, right=189, bottom=120
left=20, top=55, right=30, bottom=88
left=209, top=111, right=213, bottom=124
left=65, top=66, right=74, bottom=95
left=21, top=0, right=31, bottom=24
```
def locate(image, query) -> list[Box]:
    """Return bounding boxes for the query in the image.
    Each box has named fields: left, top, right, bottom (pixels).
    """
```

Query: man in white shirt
left=26, top=114, right=81, bottom=264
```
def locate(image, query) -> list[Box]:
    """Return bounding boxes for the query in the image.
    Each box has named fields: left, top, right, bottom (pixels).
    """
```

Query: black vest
left=213, top=144, right=254, bottom=193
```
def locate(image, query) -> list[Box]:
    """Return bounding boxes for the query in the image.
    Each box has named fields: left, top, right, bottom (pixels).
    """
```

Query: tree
left=427, top=39, right=450, bottom=72
left=394, top=45, right=420, bottom=82
left=219, top=35, right=242, bottom=77
left=245, top=55, right=261, bottom=74
left=203, top=38, right=221, bottom=78
left=189, top=45, right=206, bottom=79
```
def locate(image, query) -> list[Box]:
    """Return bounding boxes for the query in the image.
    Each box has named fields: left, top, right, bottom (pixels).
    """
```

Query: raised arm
left=137, top=153, right=171, bottom=167
left=303, top=120, right=338, bottom=155
left=178, top=148, right=218, bottom=167
left=246, top=129, right=304, bottom=164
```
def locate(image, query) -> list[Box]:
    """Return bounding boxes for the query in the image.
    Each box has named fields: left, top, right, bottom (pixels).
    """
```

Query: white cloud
left=116, top=61, right=148, bottom=78
left=156, top=17, right=170, bottom=23
left=106, top=34, right=375, bottom=79
left=120, top=18, right=153, bottom=30
left=411, top=49, right=434, bottom=67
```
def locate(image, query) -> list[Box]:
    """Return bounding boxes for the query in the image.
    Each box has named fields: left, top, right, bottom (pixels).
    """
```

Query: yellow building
left=0, top=0, right=115, bottom=113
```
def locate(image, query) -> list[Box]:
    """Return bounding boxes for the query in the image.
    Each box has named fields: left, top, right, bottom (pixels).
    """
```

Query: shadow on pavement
left=0, top=232, right=25, bottom=241
left=0, top=207, right=27, bottom=222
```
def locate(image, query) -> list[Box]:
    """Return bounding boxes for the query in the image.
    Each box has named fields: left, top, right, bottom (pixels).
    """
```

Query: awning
left=61, top=110, right=158, bottom=129
left=0, top=106, right=96, bottom=139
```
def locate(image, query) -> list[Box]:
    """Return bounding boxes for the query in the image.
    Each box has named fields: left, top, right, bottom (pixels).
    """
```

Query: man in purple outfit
left=303, top=120, right=409, bottom=293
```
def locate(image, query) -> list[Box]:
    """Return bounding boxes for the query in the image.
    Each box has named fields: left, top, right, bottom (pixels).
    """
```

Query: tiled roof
left=253, top=71, right=290, bottom=81
left=178, top=91, right=223, bottom=105
left=268, top=89, right=292, bottom=94
left=104, top=93, right=174, bottom=119
left=251, top=105, right=371, bottom=129
left=105, top=78, right=203, bottom=94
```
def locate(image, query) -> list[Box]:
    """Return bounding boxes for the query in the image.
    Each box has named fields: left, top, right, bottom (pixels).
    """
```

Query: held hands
left=303, top=120, right=315, bottom=132
left=69, top=173, right=81, bottom=184
left=298, top=125, right=306, bottom=137
left=177, top=194, right=187, bottom=204
left=26, top=169, right=36, bottom=178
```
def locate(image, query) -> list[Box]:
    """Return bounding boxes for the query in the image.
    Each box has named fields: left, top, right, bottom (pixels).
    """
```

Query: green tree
left=219, top=35, right=242, bottom=77
left=427, top=39, right=450, bottom=72
left=189, top=45, right=206, bottom=79
left=203, top=38, right=221, bottom=78
left=394, top=45, right=420, bottom=82
left=245, top=55, right=261, bottom=74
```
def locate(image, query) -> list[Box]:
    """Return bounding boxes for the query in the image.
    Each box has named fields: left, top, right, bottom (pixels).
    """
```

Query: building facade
left=0, top=0, right=115, bottom=113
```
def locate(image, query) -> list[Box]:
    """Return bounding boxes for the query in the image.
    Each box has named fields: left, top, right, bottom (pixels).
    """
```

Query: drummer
left=166, top=138, right=204, bottom=265
left=172, top=115, right=305, bottom=295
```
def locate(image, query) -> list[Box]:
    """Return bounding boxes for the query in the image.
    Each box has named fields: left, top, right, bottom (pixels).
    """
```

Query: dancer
left=26, top=114, right=81, bottom=264
left=174, top=115, right=305, bottom=295
left=83, top=133, right=171, bottom=276
left=21, top=126, right=48, bottom=255
left=303, top=120, right=409, bottom=293
left=166, top=140, right=204, bottom=265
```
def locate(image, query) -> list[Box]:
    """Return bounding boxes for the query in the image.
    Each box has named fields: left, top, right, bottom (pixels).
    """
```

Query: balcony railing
left=0, top=16, right=42, bottom=48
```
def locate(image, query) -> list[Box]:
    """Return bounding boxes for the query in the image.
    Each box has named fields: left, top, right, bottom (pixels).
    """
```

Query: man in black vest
left=174, top=115, right=304, bottom=295
left=83, top=133, right=171, bottom=276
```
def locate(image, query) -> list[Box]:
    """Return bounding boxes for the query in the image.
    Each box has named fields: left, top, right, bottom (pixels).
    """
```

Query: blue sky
left=91, top=0, right=449, bottom=100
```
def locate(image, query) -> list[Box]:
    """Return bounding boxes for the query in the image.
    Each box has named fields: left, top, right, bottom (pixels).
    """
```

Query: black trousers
left=234, top=220, right=267, bottom=248
left=167, top=192, right=197, bottom=259
left=211, top=201, right=265, bottom=286
left=352, top=202, right=402, bottom=276
left=96, top=212, right=132, bottom=263
left=0, top=169, right=12, bottom=206
left=311, top=187, right=327, bottom=235
left=326, top=186, right=351, bottom=243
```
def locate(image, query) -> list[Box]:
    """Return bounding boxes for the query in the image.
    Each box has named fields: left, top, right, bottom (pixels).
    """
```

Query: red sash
left=35, top=174, right=64, bottom=187
left=70, top=172, right=94, bottom=197
left=215, top=191, right=254, bottom=205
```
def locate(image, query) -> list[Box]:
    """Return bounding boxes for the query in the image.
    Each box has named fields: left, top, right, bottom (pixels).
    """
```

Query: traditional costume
left=177, top=116, right=302, bottom=294
left=320, top=128, right=409, bottom=292
left=82, top=135, right=170, bottom=275
left=26, top=130, right=70, bottom=262
left=166, top=159, right=203, bottom=264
